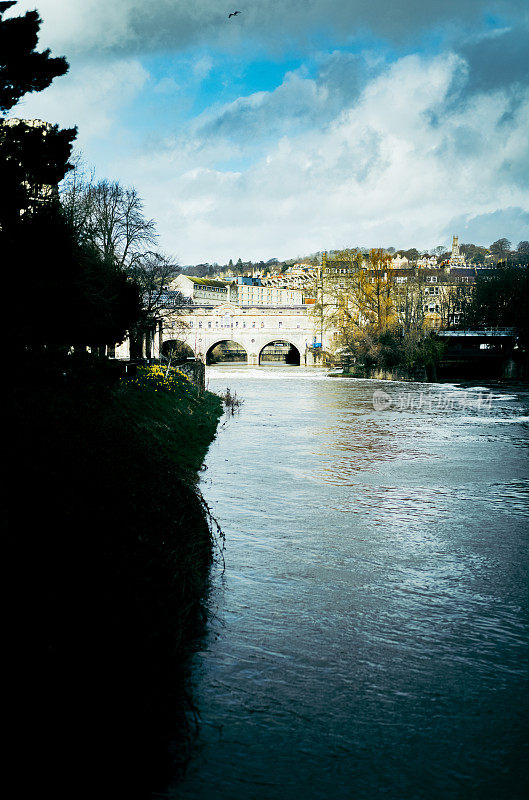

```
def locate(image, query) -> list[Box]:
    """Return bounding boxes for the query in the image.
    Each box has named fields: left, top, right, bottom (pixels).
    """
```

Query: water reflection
left=165, top=367, right=529, bottom=800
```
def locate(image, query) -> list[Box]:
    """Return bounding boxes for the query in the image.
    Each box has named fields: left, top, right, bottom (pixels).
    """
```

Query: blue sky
left=10, top=0, right=529, bottom=263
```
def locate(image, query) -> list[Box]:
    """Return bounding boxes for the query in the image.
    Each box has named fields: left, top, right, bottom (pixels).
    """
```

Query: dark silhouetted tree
left=61, top=171, right=157, bottom=270
left=489, top=238, right=512, bottom=258
left=0, top=1, right=68, bottom=113
left=128, top=251, right=182, bottom=322
left=399, top=248, right=420, bottom=261
left=0, top=117, right=76, bottom=227
left=1, top=1, right=141, bottom=352
left=460, top=243, right=488, bottom=265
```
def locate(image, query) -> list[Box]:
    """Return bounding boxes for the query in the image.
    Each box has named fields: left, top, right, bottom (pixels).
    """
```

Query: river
left=167, top=366, right=529, bottom=799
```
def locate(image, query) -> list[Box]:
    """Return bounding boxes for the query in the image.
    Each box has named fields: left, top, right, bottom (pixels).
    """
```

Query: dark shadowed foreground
left=6, top=354, right=222, bottom=799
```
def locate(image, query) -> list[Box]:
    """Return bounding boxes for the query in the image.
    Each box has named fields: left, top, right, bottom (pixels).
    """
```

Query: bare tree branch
left=61, top=173, right=157, bottom=271
left=128, top=251, right=189, bottom=322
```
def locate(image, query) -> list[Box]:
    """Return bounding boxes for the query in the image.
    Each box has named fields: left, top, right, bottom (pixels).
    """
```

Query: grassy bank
left=7, top=354, right=223, bottom=798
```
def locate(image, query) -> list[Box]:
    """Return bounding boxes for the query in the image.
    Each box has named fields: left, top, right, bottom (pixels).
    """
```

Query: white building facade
left=169, top=274, right=304, bottom=306
left=162, top=303, right=325, bottom=365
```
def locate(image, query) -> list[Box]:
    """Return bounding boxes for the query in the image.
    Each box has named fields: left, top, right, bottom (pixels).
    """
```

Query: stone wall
left=176, top=360, right=205, bottom=390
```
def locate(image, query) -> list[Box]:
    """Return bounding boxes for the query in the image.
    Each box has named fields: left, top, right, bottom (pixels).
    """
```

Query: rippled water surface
left=169, top=367, right=529, bottom=799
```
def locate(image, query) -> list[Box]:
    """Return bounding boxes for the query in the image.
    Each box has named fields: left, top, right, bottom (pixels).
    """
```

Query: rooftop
left=186, top=277, right=230, bottom=288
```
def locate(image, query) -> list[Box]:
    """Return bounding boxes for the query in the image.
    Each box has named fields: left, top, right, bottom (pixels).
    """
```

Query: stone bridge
left=162, top=303, right=324, bottom=366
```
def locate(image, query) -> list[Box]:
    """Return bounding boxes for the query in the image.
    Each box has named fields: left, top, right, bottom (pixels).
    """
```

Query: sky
left=9, top=0, right=529, bottom=264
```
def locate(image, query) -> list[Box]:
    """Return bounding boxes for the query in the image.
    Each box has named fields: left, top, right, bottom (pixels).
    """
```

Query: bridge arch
left=259, top=339, right=301, bottom=366
left=161, top=338, right=195, bottom=361
left=206, top=339, right=248, bottom=365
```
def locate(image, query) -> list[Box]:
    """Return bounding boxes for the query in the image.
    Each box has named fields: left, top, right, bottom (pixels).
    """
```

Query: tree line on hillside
left=388, top=240, right=528, bottom=265
left=181, top=239, right=529, bottom=279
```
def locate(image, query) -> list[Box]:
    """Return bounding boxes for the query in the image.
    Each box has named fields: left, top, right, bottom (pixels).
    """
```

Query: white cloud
left=12, top=0, right=135, bottom=56
left=15, top=58, right=148, bottom=139
left=193, top=55, right=214, bottom=81
left=153, top=76, right=180, bottom=94
left=192, top=68, right=331, bottom=143
left=119, top=52, right=529, bottom=262
left=6, top=3, right=528, bottom=262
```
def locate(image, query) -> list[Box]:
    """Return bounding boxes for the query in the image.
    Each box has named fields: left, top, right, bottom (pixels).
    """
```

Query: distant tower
left=449, top=235, right=465, bottom=266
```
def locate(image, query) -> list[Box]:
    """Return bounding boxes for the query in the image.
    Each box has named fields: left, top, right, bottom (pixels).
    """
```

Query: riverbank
left=7, top=353, right=223, bottom=799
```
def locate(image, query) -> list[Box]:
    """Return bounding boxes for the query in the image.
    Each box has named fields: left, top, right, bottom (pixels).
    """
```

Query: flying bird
left=228, top=11, right=241, bottom=18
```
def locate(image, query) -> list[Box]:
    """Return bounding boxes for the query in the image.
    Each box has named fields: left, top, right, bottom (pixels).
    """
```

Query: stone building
left=169, top=273, right=304, bottom=306
left=320, top=251, right=481, bottom=339
left=169, top=275, right=238, bottom=305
